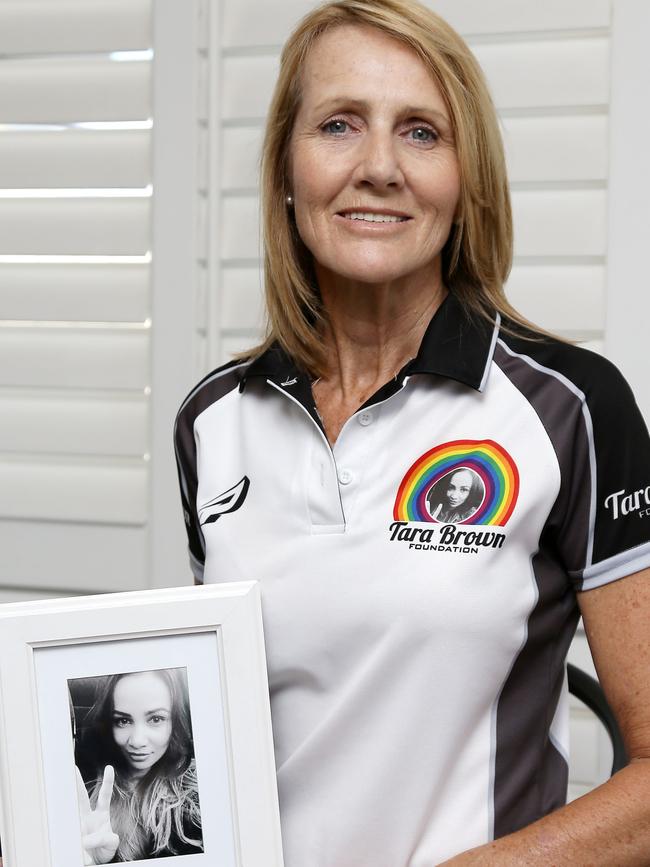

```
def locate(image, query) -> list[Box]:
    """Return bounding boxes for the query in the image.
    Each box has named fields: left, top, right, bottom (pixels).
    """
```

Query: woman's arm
left=440, top=566, right=650, bottom=866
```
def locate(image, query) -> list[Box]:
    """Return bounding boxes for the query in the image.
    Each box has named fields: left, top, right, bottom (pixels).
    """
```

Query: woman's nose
left=128, top=724, right=148, bottom=747
left=353, top=127, right=405, bottom=189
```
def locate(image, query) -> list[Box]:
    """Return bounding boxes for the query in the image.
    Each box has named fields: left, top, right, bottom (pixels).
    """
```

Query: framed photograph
left=0, top=582, right=284, bottom=867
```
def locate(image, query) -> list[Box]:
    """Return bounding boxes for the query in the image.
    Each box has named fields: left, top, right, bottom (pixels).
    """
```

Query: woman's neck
left=312, top=263, right=447, bottom=444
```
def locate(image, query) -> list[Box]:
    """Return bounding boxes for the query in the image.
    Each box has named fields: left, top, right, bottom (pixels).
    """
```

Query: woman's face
left=446, top=470, right=472, bottom=509
left=111, top=672, right=173, bottom=776
left=288, top=24, right=460, bottom=289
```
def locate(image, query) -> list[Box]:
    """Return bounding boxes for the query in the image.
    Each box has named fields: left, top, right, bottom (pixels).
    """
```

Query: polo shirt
left=174, top=293, right=650, bottom=867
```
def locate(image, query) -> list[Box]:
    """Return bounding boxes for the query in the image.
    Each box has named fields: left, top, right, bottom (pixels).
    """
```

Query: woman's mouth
left=340, top=211, right=410, bottom=223
left=334, top=212, right=412, bottom=231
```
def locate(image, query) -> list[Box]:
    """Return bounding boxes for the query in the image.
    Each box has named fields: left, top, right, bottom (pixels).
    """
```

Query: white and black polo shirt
left=175, top=293, right=650, bottom=867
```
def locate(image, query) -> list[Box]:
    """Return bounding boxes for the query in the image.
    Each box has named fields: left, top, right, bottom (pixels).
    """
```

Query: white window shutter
left=0, top=0, right=153, bottom=600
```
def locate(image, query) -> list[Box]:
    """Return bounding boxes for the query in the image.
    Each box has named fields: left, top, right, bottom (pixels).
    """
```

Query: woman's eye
left=149, top=715, right=167, bottom=724
left=409, top=126, right=438, bottom=144
left=113, top=718, right=130, bottom=728
left=322, top=118, right=349, bottom=135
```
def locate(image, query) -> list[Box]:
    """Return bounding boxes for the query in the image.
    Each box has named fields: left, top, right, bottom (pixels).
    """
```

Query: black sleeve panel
left=174, top=401, right=206, bottom=583
left=576, top=351, right=650, bottom=574
left=173, top=360, right=246, bottom=584
left=496, top=335, right=650, bottom=590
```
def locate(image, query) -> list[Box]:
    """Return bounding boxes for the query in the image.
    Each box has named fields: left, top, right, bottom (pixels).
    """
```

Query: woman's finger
left=75, top=764, right=91, bottom=813
left=81, top=829, right=120, bottom=850
left=95, top=764, right=115, bottom=813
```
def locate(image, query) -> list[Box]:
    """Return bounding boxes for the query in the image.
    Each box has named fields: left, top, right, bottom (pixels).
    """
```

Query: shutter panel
left=0, top=0, right=152, bottom=599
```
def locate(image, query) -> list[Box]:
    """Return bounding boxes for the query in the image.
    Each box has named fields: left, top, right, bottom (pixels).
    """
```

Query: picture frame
left=0, top=581, right=284, bottom=867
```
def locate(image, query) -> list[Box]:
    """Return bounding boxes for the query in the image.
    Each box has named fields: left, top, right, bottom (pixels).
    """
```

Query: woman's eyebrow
left=313, top=96, right=449, bottom=124
left=145, top=707, right=171, bottom=714
left=112, top=710, right=133, bottom=718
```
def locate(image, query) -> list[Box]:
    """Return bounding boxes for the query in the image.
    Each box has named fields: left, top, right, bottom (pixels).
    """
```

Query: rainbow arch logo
left=393, top=440, right=520, bottom=526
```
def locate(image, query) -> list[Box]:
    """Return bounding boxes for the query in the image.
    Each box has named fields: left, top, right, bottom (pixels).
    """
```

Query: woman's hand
left=75, top=765, right=119, bottom=865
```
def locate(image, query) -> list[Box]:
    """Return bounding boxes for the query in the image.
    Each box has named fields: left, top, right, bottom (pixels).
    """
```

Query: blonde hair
left=249, top=0, right=534, bottom=376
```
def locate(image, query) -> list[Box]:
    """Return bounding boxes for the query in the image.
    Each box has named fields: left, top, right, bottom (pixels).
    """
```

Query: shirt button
left=358, top=411, right=373, bottom=426
left=338, top=468, right=354, bottom=485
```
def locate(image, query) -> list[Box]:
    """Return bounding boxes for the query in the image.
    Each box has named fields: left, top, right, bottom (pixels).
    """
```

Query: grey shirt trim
left=478, top=312, right=501, bottom=393
left=579, top=540, right=650, bottom=591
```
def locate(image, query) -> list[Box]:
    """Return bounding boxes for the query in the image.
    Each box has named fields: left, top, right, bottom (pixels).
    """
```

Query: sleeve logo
left=199, top=476, right=250, bottom=525
left=604, top=485, right=650, bottom=520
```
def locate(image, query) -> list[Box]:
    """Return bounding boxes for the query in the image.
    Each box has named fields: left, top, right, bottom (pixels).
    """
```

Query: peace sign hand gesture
left=75, top=765, right=120, bottom=865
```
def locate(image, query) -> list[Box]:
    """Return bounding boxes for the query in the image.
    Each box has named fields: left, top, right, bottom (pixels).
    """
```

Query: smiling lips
left=335, top=210, right=412, bottom=230
left=338, top=208, right=411, bottom=223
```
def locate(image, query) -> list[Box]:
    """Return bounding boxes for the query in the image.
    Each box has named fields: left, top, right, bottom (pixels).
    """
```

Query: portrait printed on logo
left=425, top=467, right=486, bottom=524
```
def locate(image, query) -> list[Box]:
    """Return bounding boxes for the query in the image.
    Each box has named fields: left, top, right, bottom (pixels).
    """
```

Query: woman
left=174, top=1, right=650, bottom=864
left=427, top=468, right=484, bottom=523
left=74, top=669, right=203, bottom=863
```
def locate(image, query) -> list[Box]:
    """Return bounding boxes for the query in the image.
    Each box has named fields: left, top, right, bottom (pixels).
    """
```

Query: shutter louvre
left=0, top=198, right=150, bottom=256
left=0, top=58, right=150, bottom=124
left=0, top=0, right=151, bottom=56
left=0, top=129, right=150, bottom=189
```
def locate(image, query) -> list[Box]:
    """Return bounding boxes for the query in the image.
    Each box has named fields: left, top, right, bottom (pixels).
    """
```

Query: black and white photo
left=70, top=667, right=203, bottom=862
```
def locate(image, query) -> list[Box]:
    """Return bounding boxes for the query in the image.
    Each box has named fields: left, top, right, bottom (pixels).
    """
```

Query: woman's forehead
left=299, top=24, right=448, bottom=117
left=113, top=671, right=172, bottom=709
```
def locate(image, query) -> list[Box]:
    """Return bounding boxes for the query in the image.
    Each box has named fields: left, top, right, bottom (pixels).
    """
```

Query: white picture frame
left=0, top=582, right=284, bottom=867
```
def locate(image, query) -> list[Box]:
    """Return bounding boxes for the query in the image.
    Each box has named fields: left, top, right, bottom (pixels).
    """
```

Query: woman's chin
left=319, top=262, right=418, bottom=288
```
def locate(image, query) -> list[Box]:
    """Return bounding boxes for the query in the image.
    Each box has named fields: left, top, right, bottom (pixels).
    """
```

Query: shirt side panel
left=491, top=341, right=584, bottom=837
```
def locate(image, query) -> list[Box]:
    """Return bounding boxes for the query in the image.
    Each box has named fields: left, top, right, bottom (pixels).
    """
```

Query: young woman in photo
left=74, top=668, right=203, bottom=864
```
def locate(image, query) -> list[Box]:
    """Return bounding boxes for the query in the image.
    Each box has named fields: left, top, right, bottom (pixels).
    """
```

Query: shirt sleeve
left=173, top=406, right=205, bottom=585
left=554, top=355, right=650, bottom=592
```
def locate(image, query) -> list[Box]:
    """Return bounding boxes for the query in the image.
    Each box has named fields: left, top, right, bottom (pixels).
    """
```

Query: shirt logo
left=394, top=440, right=519, bottom=525
left=389, top=440, right=520, bottom=554
left=199, top=476, right=250, bottom=525
left=604, top=485, right=650, bottom=520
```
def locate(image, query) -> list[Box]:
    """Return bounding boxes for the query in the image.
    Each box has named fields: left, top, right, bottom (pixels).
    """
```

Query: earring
left=286, top=195, right=293, bottom=206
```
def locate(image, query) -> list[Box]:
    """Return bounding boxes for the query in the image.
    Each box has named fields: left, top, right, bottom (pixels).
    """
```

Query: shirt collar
left=404, top=292, right=500, bottom=392
left=242, top=292, right=500, bottom=394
